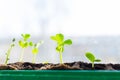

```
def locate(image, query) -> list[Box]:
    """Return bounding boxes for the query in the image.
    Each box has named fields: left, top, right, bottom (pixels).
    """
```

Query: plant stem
left=5, top=47, right=12, bottom=65
left=32, top=54, right=36, bottom=63
left=59, top=51, right=63, bottom=64
left=92, top=62, right=94, bottom=69
left=19, top=48, right=24, bottom=62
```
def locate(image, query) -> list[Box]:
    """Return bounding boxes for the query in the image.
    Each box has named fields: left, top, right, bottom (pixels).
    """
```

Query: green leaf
left=95, top=59, right=101, bottom=62
left=23, top=42, right=28, bottom=48
left=85, top=52, right=95, bottom=63
left=64, top=39, right=72, bottom=45
left=32, top=48, right=38, bottom=54
left=21, top=34, right=31, bottom=41
left=56, top=46, right=64, bottom=52
left=56, top=33, right=64, bottom=43
left=56, top=46, right=61, bottom=52
left=19, top=40, right=24, bottom=48
left=29, top=42, right=33, bottom=46
left=19, top=40, right=29, bottom=48
left=51, top=34, right=64, bottom=44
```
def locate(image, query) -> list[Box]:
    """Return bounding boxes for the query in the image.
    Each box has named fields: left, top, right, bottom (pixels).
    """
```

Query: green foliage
left=5, top=38, right=15, bottom=64
left=30, top=41, right=43, bottom=63
left=31, top=41, right=43, bottom=54
left=18, top=34, right=31, bottom=62
left=32, top=48, right=38, bottom=54
left=85, top=52, right=95, bottom=63
left=29, top=41, right=33, bottom=46
left=85, top=52, right=101, bottom=68
left=51, top=33, right=72, bottom=64
left=21, top=34, right=30, bottom=41
left=64, top=39, right=72, bottom=45
left=51, top=33, right=72, bottom=53
left=19, top=34, right=31, bottom=48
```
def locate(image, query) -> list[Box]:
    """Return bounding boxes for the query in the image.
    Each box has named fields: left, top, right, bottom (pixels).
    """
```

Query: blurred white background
left=0, top=0, right=120, bottom=64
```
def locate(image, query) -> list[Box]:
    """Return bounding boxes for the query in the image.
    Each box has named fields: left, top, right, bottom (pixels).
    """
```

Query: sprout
left=30, top=41, right=43, bottom=63
left=42, top=61, right=49, bottom=64
left=18, top=34, right=31, bottom=62
left=51, top=33, right=72, bottom=64
left=5, top=38, right=15, bottom=64
left=85, top=52, right=101, bottom=68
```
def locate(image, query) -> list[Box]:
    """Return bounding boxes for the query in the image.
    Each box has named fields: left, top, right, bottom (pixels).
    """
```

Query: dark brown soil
left=0, top=61, right=119, bottom=70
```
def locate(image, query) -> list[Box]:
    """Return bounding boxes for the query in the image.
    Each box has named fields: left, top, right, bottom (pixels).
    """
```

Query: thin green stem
left=59, top=51, right=63, bottom=64
left=19, top=48, right=24, bottom=62
left=5, top=47, right=12, bottom=65
left=92, top=62, right=94, bottom=69
left=32, top=54, right=36, bottom=63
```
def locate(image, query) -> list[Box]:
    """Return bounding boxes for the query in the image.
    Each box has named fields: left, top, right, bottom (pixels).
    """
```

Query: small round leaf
left=64, top=39, right=72, bottom=45
left=32, top=48, right=38, bottom=54
left=85, top=52, right=95, bottom=63
left=95, top=59, right=101, bottom=62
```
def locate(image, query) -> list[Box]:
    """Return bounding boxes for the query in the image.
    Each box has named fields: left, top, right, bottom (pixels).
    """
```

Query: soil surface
left=0, top=61, right=119, bottom=70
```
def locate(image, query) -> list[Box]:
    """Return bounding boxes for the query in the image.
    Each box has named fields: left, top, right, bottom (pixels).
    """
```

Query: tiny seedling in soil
left=85, top=52, right=101, bottom=68
left=42, top=61, right=49, bottom=64
left=18, top=34, right=31, bottom=62
left=29, top=41, right=43, bottom=63
left=51, top=33, right=72, bottom=64
left=5, top=38, right=15, bottom=65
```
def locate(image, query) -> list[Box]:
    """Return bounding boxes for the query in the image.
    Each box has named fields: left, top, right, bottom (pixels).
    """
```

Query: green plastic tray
left=0, top=70, right=120, bottom=80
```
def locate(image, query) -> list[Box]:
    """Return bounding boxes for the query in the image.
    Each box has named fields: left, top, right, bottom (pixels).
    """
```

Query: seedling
left=51, top=33, right=72, bottom=64
left=42, top=61, right=49, bottom=64
left=29, top=41, right=43, bottom=63
left=85, top=52, right=101, bottom=68
left=5, top=38, right=15, bottom=65
left=18, top=34, right=31, bottom=62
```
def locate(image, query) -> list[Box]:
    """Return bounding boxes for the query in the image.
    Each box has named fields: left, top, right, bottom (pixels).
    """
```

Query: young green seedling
left=51, top=33, right=72, bottom=64
left=5, top=38, right=15, bottom=65
left=18, top=34, right=31, bottom=62
left=85, top=52, right=101, bottom=68
left=42, top=61, right=49, bottom=64
left=29, top=41, right=43, bottom=63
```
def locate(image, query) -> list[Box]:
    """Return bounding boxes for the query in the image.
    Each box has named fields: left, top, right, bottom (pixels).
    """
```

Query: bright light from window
left=61, top=0, right=120, bottom=36
left=0, top=0, right=120, bottom=37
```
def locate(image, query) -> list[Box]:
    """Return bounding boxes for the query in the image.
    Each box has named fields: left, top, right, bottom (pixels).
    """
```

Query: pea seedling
left=51, top=33, right=72, bottom=64
left=85, top=52, right=101, bottom=68
left=19, top=34, right=31, bottom=62
left=29, top=41, right=43, bottom=63
left=5, top=38, right=15, bottom=65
